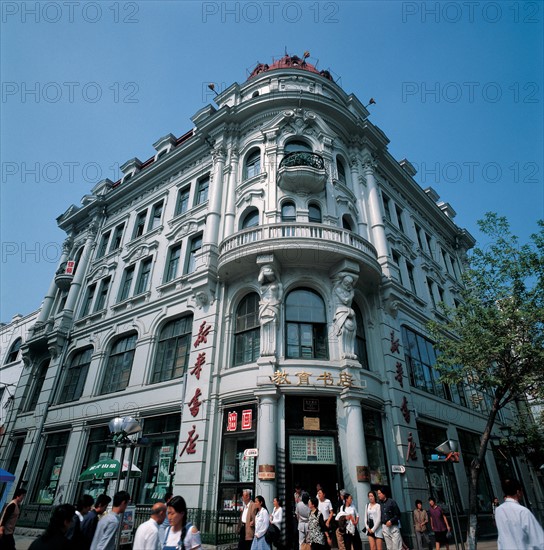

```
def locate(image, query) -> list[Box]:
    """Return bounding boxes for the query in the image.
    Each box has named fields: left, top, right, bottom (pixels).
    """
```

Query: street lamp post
left=432, top=439, right=465, bottom=550
left=108, top=415, right=142, bottom=549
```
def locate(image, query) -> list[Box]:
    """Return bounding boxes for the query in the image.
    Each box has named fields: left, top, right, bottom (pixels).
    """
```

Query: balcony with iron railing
left=277, top=151, right=327, bottom=193
left=218, top=223, right=381, bottom=280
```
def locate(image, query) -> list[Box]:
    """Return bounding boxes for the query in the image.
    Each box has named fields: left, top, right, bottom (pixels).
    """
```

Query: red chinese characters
left=180, top=425, right=199, bottom=456
left=227, top=411, right=238, bottom=432
left=190, top=352, right=206, bottom=380
left=188, top=388, right=202, bottom=417
left=241, top=409, right=252, bottom=430
left=193, top=321, right=211, bottom=348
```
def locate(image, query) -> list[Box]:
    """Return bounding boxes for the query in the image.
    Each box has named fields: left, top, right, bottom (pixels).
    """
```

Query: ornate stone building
left=2, top=54, right=542, bottom=540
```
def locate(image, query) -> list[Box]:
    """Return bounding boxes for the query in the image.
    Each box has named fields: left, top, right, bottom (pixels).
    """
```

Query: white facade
left=2, top=55, right=541, bottom=540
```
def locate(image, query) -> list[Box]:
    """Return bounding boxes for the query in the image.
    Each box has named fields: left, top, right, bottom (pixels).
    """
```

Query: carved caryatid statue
left=332, top=272, right=357, bottom=359
left=258, top=265, right=283, bottom=356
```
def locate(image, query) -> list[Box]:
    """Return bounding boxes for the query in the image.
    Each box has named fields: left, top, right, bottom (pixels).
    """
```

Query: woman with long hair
left=163, top=495, right=201, bottom=550
left=307, top=497, right=327, bottom=550
left=251, top=495, right=271, bottom=550
left=341, top=494, right=361, bottom=550
left=364, top=491, right=383, bottom=550
left=270, top=497, right=284, bottom=548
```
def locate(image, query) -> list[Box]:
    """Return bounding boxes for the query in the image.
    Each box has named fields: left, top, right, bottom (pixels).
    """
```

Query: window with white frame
left=133, top=210, right=148, bottom=239
left=234, top=293, right=260, bottom=366
left=99, top=333, right=137, bottom=394
left=96, top=231, right=111, bottom=259
left=186, top=235, right=203, bottom=274
left=285, top=289, right=328, bottom=360
left=196, top=175, right=209, bottom=205
left=118, top=265, right=135, bottom=302
left=244, top=149, right=261, bottom=180
left=109, top=223, right=125, bottom=252
left=135, top=257, right=153, bottom=295
left=58, top=348, right=92, bottom=404
left=5, top=338, right=21, bottom=364
left=308, top=203, right=322, bottom=223
left=148, top=201, right=164, bottom=231
left=164, top=243, right=182, bottom=283
left=94, top=277, right=111, bottom=312
left=151, top=316, right=192, bottom=383
left=80, top=284, right=96, bottom=317
left=175, top=187, right=190, bottom=216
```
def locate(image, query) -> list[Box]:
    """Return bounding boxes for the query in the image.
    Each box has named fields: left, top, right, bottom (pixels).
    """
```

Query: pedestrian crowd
left=0, top=490, right=201, bottom=550
left=3, top=476, right=544, bottom=550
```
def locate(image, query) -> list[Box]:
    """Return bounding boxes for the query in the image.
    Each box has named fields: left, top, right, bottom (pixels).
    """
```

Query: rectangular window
left=401, top=326, right=457, bottom=401
left=196, top=176, right=209, bottom=205
left=110, top=223, right=125, bottom=252
left=100, top=334, right=137, bottom=394
left=135, top=258, right=153, bottom=295
left=58, top=348, right=92, bottom=404
left=382, top=193, right=392, bottom=222
left=427, top=278, right=437, bottom=309
left=363, top=409, right=390, bottom=490
left=175, top=187, right=190, bottom=216
left=118, top=265, right=135, bottom=302
left=32, top=431, right=69, bottom=504
left=96, top=231, right=111, bottom=259
left=133, top=210, right=148, bottom=239
left=395, top=206, right=404, bottom=233
left=134, top=414, right=180, bottom=504
left=77, top=426, right=112, bottom=501
left=425, top=233, right=433, bottom=258
left=391, top=250, right=403, bottom=284
left=148, top=201, right=164, bottom=231
left=164, top=244, right=182, bottom=282
left=186, top=235, right=202, bottom=274
left=94, top=277, right=111, bottom=311
left=414, top=224, right=423, bottom=249
left=80, top=284, right=96, bottom=317
left=437, top=286, right=445, bottom=305
left=407, top=262, right=417, bottom=294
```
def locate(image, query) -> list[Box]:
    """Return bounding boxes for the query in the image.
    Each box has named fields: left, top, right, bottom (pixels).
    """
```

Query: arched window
left=244, top=149, right=261, bottom=179
left=285, top=289, right=328, bottom=359
left=5, top=338, right=21, bottom=364
left=308, top=203, right=322, bottom=223
left=234, top=293, right=260, bottom=366
left=151, top=317, right=193, bottom=383
left=241, top=209, right=259, bottom=229
left=342, top=216, right=353, bottom=231
left=353, top=304, right=369, bottom=370
left=58, top=348, right=93, bottom=403
left=100, top=333, right=137, bottom=394
left=337, top=158, right=347, bottom=184
left=284, top=140, right=312, bottom=153
left=281, top=201, right=296, bottom=222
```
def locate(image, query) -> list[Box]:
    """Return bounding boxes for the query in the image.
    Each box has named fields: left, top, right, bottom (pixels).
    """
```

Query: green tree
left=428, top=213, right=544, bottom=550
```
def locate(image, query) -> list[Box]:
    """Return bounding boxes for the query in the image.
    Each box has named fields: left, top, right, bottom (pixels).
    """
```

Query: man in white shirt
left=495, top=478, right=544, bottom=550
left=133, top=502, right=167, bottom=550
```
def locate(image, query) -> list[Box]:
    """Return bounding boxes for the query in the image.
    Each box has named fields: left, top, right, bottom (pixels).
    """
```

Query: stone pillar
left=255, top=388, right=279, bottom=505
left=204, top=146, right=226, bottom=247
left=223, top=147, right=239, bottom=237
left=363, top=157, right=389, bottom=264
left=35, top=236, right=72, bottom=324
left=339, top=388, right=371, bottom=511
left=63, top=223, right=98, bottom=317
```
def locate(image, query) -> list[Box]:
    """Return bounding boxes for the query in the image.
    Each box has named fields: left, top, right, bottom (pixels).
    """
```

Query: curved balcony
left=218, top=223, right=381, bottom=281
left=277, top=152, right=327, bottom=194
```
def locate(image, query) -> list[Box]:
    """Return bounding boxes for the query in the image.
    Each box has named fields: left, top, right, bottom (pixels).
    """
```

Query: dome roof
left=247, top=54, right=333, bottom=81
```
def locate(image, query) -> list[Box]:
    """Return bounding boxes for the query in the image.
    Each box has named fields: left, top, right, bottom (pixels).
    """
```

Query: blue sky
left=1, top=1, right=543, bottom=322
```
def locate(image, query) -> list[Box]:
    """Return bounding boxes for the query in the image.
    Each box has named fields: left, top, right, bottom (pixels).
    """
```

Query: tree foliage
left=428, top=213, right=544, bottom=549
left=429, top=213, right=544, bottom=411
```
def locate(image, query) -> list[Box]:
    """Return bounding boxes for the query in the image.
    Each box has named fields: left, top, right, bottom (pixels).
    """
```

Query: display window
left=218, top=405, right=256, bottom=511
left=363, top=409, right=390, bottom=490
left=32, top=431, right=69, bottom=504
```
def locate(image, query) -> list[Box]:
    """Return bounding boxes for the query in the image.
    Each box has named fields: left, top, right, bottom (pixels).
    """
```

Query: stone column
left=63, top=223, right=98, bottom=318
left=35, top=236, right=72, bottom=324
left=223, top=147, right=239, bottom=237
left=339, top=388, right=371, bottom=511
left=255, top=388, right=279, bottom=505
left=204, top=146, right=226, bottom=247
left=363, top=157, right=389, bottom=264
